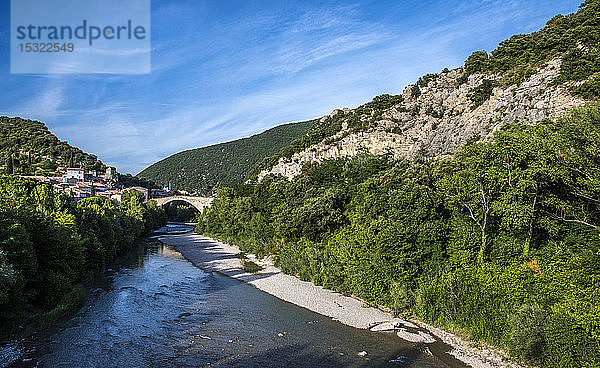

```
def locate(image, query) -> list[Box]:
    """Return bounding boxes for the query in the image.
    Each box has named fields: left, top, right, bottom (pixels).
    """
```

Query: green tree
left=0, top=175, right=166, bottom=337
left=5, top=156, right=13, bottom=175
left=464, top=51, right=490, bottom=74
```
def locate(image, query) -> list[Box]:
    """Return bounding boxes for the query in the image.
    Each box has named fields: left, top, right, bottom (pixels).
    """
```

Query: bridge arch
left=154, top=196, right=213, bottom=213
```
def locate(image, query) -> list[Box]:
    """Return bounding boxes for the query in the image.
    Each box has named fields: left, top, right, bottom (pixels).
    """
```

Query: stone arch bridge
left=153, top=196, right=213, bottom=212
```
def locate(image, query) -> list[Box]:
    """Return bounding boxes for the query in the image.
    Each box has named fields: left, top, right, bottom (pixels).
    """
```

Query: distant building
left=96, top=190, right=122, bottom=205
left=111, top=193, right=122, bottom=204
left=65, top=168, right=84, bottom=181
left=70, top=186, right=91, bottom=201
left=94, top=183, right=108, bottom=192
left=104, top=167, right=117, bottom=181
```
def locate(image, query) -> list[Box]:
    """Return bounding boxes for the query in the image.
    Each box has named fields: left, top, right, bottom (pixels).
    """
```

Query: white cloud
left=1, top=0, right=582, bottom=175
left=16, top=81, right=66, bottom=120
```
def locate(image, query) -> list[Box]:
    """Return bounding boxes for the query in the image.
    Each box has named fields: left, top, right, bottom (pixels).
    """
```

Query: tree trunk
left=477, top=231, right=486, bottom=264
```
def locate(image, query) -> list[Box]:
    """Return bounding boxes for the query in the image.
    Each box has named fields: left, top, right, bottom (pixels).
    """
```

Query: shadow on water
left=166, top=341, right=425, bottom=368
left=1, top=227, right=467, bottom=368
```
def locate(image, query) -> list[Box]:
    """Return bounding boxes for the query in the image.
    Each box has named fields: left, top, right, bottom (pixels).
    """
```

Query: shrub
left=574, top=73, right=600, bottom=99
left=465, top=51, right=490, bottom=74
left=242, top=260, right=263, bottom=273
left=468, top=79, right=498, bottom=108
left=508, top=303, right=548, bottom=364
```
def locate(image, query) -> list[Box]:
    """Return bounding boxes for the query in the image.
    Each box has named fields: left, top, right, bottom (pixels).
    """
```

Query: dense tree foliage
left=117, top=173, right=158, bottom=190
left=137, top=121, right=313, bottom=195
left=462, top=0, right=600, bottom=97
left=0, top=177, right=166, bottom=337
left=0, top=117, right=106, bottom=175
left=468, top=79, right=499, bottom=108
left=196, top=104, right=600, bottom=367
left=165, top=202, right=199, bottom=222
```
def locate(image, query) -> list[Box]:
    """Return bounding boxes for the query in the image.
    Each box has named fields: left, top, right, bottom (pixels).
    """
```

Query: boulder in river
left=369, top=319, right=416, bottom=331
left=370, top=322, right=397, bottom=332
left=396, top=329, right=436, bottom=344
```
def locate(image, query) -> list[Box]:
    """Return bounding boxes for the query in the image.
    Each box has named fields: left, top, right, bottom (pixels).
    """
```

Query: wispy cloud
left=0, top=0, right=583, bottom=174
left=16, top=80, right=66, bottom=120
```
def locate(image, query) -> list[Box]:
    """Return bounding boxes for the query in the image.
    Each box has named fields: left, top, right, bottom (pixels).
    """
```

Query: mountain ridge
left=254, top=1, right=599, bottom=180
left=139, top=0, right=600, bottom=193
left=137, top=120, right=313, bottom=194
left=256, top=57, right=586, bottom=181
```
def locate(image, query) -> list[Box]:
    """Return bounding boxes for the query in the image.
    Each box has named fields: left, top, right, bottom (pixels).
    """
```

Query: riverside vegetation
left=195, top=4, right=600, bottom=365
left=0, top=176, right=166, bottom=337
left=196, top=103, right=600, bottom=367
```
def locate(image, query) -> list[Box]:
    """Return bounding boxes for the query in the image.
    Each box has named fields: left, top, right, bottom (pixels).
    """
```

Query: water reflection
left=1, top=237, right=463, bottom=368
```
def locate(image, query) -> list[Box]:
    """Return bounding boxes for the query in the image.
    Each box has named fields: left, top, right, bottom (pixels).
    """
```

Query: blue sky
left=0, top=0, right=582, bottom=174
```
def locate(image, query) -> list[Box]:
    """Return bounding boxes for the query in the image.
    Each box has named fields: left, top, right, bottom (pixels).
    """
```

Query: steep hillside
left=255, top=1, right=599, bottom=181
left=0, top=116, right=105, bottom=175
left=137, top=121, right=313, bottom=194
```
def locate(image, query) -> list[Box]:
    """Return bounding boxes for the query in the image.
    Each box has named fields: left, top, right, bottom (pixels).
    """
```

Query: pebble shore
left=157, top=231, right=522, bottom=368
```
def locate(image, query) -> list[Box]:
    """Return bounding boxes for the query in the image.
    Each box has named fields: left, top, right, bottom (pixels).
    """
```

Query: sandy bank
left=157, top=231, right=521, bottom=368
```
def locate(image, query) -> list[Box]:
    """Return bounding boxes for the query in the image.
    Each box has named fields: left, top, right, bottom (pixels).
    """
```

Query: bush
left=543, top=311, right=600, bottom=367
left=574, top=73, right=600, bottom=99
left=465, top=51, right=490, bottom=74
left=508, top=303, right=548, bottom=364
left=468, top=79, right=498, bottom=108
left=390, top=281, right=413, bottom=314
left=242, top=260, right=263, bottom=273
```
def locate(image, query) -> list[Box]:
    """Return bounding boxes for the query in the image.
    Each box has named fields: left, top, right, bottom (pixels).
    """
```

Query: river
left=1, top=224, right=464, bottom=367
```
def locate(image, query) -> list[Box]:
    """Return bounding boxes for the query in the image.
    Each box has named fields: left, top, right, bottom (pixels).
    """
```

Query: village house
left=64, top=167, right=85, bottom=181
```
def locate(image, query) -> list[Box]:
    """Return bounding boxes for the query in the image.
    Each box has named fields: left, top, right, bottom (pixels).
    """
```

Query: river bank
left=156, top=229, right=523, bottom=368
left=2, top=229, right=462, bottom=367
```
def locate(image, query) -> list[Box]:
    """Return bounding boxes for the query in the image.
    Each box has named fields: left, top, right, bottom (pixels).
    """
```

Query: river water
left=1, top=225, right=464, bottom=368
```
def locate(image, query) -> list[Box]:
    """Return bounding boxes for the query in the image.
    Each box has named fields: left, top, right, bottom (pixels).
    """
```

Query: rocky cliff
left=258, top=56, right=588, bottom=181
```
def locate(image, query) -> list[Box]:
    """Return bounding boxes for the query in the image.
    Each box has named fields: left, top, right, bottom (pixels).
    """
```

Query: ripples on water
left=1, top=231, right=463, bottom=368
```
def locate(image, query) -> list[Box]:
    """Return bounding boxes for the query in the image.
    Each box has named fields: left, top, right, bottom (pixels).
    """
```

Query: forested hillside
left=0, top=117, right=105, bottom=175
left=137, top=121, right=313, bottom=195
left=197, top=103, right=600, bottom=367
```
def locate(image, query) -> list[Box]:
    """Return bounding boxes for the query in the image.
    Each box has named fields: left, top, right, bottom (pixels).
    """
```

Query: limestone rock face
left=258, top=57, right=586, bottom=181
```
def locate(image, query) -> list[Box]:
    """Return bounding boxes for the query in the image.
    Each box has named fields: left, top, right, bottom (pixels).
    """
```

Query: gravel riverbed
left=157, top=230, right=522, bottom=368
